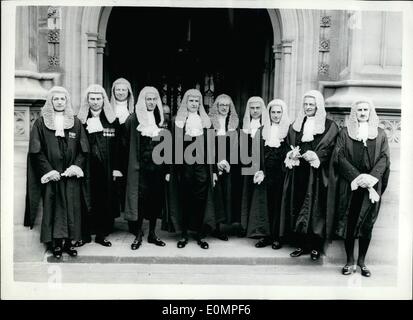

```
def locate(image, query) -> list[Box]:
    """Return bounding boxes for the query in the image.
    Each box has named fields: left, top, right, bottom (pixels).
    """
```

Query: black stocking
left=358, top=237, right=371, bottom=266
left=149, top=218, right=157, bottom=236
left=54, top=238, right=63, bottom=249
left=344, top=238, right=356, bottom=265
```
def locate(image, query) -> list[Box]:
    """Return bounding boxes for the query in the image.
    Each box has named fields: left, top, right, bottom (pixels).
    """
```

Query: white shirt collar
left=186, top=112, right=203, bottom=137
left=54, top=113, right=65, bottom=137
left=115, top=100, right=129, bottom=124
left=250, top=118, right=261, bottom=138
left=217, top=115, right=227, bottom=136
left=302, top=116, right=315, bottom=142
left=265, top=123, right=282, bottom=148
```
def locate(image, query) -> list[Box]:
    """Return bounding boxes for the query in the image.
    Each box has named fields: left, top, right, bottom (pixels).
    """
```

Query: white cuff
left=365, top=174, right=379, bottom=188
left=218, top=160, right=230, bottom=173
left=368, top=187, right=380, bottom=203
left=40, top=170, right=59, bottom=184
left=63, top=165, right=84, bottom=178
left=113, top=170, right=123, bottom=177
left=309, top=155, right=320, bottom=168
left=253, top=170, right=265, bottom=184
left=284, top=156, right=300, bottom=169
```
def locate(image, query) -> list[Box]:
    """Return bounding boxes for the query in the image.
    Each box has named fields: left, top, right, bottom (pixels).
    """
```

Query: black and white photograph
left=1, top=0, right=412, bottom=302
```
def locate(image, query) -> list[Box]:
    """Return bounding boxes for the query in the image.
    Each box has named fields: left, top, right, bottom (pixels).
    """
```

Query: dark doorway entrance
left=104, top=7, right=274, bottom=117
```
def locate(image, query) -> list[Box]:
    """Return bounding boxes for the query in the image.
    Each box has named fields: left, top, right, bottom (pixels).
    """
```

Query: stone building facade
left=13, top=6, right=401, bottom=263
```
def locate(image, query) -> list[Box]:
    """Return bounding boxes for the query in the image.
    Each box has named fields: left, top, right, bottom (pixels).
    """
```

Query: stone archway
left=61, top=6, right=320, bottom=117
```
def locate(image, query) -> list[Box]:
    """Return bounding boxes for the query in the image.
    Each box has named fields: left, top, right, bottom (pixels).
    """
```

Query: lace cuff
left=40, top=170, right=60, bottom=184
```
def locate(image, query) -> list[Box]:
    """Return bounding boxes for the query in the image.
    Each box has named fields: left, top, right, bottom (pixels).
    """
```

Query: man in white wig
left=327, top=98, right=390, bottom=277
left=165, top=88, right=217, bottom=250
left=208, top=93, right=240, bottom=240
left=240, top=96, right=272, bottom=248
left=263, top=99, right=291, bottom=250
left=123, top=86, right=167, bottom=250
left=280, top=90, right=339, bottom=261
left=76, top=84, right=122, bottom=247
left=110, top=78, right=135, bottom=210
left=110, top=78, right=135, bottom=125
left=24, top=86, right=90, bottom=259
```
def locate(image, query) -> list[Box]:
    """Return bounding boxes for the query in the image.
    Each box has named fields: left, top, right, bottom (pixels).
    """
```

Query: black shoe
left=63, top=244, right=78, bottom=257
left=342, top=264, right=356, bottom=275
left=148, top=235, right=166, bottom=247
left=311, top=250, right=321, bottom=261
left=197, top=239, right=209, bottom=249
left=95, top=237, right=112, bottom=247
left=358, top=264, right=371, bottom=277
left=255, top=238, right=271, bottom=248
left=177, top=238, right=188, bottom=248
left=73, top=239, right=90, bottom=247
left=212, top=230, right=229, bottom=241
left=131, top=237, right=142, bottom=250
left=52, top=246, right=63, bottom=259
left=290, top=248, right=305, bottom=257
left=272, top=241, right=282, bottom=250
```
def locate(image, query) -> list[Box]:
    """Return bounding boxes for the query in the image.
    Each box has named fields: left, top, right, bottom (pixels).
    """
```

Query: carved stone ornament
left=320, top=16, right=331, bottom=27
left=318, top=63, right=329, bottom=75
left=379, top=119, right=401, bottom=144
left=319, top=39, right=330, bottom=52
left=48, top=55, right=60, bottom=66
left=14, top=111, right=26, bottom=137
left=47, top=30, right=60, bottom=43
left=47, top=6, right=59, bottom=18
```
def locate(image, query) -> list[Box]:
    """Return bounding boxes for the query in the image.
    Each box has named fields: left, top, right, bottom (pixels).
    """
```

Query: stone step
left=44, top=231, right=325, bottom=266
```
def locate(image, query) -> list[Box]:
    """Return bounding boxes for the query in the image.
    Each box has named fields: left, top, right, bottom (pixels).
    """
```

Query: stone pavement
left=13, top=221, right=399, bottom=289
left=10, top=145, right=404, bottom=297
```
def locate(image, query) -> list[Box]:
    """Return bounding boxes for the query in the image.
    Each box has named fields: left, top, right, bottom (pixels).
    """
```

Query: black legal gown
left=113, top=118, right=129, bottom=212
left=264, top=139, right=288, bottom=240
left=164, top=123, right=216, bottom=235
left=24, top=116, right=90, bottom=243
left=326, top=127, right=390, bottom=240
left=213, top=129, right=242, bottom=225
left=280, top=118, right=339, bottom=239
left=123, top=113, right=168, bottom=223
left=84, top=112, right=121, bottom=237
left=240, top=128, right=270, bottom=238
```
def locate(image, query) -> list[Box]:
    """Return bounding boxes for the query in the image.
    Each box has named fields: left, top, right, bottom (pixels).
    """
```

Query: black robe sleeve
left=369, top=131, right=390, bottom=181
left=336, top=130, right=361, bottom=183
left=314, top=120, right=339, bottom=165
left=24, top=119, right=49, bottom=228
left=29, top=120, right=54, bottom=177
left=73, top=119, right=89, bottom=170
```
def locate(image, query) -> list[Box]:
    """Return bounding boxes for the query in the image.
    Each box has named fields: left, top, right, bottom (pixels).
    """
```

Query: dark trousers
left=181, top=164, right=209, bottom=237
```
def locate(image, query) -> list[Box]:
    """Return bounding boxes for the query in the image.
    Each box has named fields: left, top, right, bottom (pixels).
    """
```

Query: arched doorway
left=103, top=7, right=274, bottom=116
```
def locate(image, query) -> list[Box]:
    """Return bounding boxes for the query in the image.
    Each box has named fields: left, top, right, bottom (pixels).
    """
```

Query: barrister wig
left=110, top=77, right=135, bottom=113
left=135, top=86, right=164, bottom=130
left=265, top=98, right=291, bottom=140
left=292, top=90, right=327, bottom=134
left=242, top=96, right=270, bottom=140
left=77, top=84, right=116, bottom=124
left=41, top=86, right=74, bottom=131
left=209, top=94, right=239, bottom=131
left=347, top=98, right=380, bottom=141
left=175, top=89, right=211, bottom=129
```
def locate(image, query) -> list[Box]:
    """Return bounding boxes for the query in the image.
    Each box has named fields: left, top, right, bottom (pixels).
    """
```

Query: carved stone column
left=273, top=44, right=282, bottom=98
left=87, top=32, right=98, bottom=85
left=96, top=39, right=106, bottom=85
left=47, top=6, right=61, bottom=71
left=281, top=40, right=293, bottom=118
